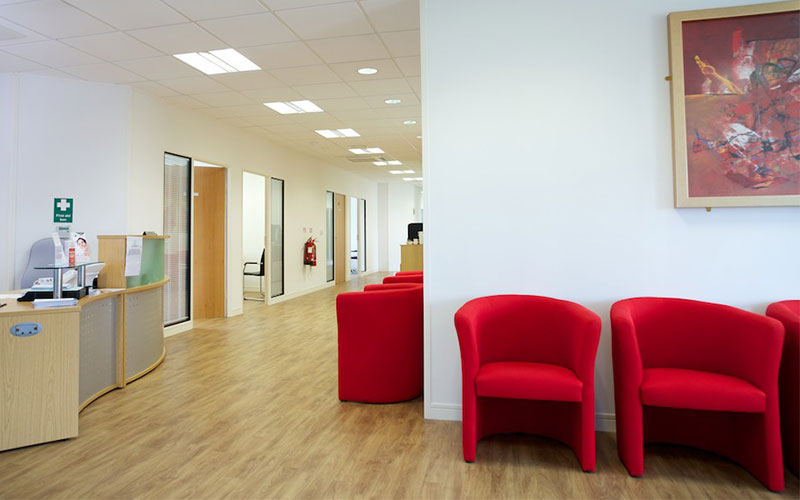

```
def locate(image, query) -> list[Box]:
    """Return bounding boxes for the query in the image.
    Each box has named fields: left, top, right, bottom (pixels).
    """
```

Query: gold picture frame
left=667, top=1, right=800, bottom=207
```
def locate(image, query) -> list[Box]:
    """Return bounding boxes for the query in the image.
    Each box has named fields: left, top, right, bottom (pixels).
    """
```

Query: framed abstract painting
left=668, top=1, right=800, bottom=207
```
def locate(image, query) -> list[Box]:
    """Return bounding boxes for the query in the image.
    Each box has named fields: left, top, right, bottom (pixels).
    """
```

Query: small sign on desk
left=53, top=198, right=73, bottom=223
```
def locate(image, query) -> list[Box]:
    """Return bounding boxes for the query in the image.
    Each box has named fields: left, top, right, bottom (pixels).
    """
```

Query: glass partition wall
left=270, top=178, right=284, bottom=298
left=359, top=198, right=366, bottom=273
left=326, top=191, right=334, bottom=282
left=163, top=153, right=191, bottom=326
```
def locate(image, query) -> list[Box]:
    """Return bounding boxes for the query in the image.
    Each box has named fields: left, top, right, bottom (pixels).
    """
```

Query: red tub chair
left=383, top=274, right=423, bottom=284
left=611, top=297, right=785, bottom=491
left=766, top=300, right=800, bottom=476
left=454, top=295, right=601, bottom=471
left=337, top=283, right=423, bottom=403
left=396, top=271, right=423, bottom=276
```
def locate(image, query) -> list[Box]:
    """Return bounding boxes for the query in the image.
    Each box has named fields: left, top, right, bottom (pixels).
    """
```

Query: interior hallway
left=0, top=273, right=797, bottom=499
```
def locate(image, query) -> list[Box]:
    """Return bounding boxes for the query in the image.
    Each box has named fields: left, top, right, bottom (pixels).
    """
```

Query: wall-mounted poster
left=668, top=1, right=800, bottom=207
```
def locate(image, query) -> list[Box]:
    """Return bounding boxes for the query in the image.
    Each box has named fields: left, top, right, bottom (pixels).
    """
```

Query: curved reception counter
left=0, top=279, right=167, bottom=452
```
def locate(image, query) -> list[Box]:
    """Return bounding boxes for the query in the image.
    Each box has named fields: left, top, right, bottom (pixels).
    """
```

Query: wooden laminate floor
left=0, top=273, right=797, bottom=499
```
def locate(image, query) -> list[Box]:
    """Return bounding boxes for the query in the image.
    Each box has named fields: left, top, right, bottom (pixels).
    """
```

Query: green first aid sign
left=54, top=198, right=73, bottom=223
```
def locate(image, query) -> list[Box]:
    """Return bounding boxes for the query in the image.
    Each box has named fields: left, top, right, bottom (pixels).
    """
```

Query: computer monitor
left=408, top=223, right=423, bottom=242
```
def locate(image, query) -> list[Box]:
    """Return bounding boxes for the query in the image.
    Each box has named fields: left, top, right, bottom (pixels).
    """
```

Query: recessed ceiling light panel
left=264, top=100, right=323, bottom=114
left=389, top=169, right=415, bottom=174
left=174, top=49, right=260, bottom=75
left=358, top=67, right=378, bottom=75
left=387, top=160, right=402, bottom=165
left=374, top=161, right=388, bottom=166
left=384, top=98, right=401, bottom=104
left=402, top=177, right=423, bottom=181
left=349, top=147, right=384, bottom=155
left=403, top=120, right=417, bottom=125
left=315, top=128, right=360, bottom=138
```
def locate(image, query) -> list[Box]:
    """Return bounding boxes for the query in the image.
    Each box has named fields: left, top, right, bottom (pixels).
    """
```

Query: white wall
left=129, top=90, right=379, bottom=315
left=242, top=171, right=266, bottom=291
left=0, top=74, right=129, bottom=289
left=0, top=75, right=14, bottom=291
left=421, top=0, right=800, bottom=426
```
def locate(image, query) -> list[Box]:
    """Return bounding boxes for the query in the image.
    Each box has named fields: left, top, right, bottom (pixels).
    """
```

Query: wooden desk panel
left=400, top=245, right=423, bottom=272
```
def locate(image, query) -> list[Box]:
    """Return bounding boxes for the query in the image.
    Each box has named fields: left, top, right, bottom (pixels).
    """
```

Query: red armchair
left=766, top=300, right=800, bottom=476
left=454, top=295, right=601, bottom=471
left=611, top=298, right=785, bottom=491
left=337, top=283, right=423, bottom=403
left=383, top=275, right=423, bottom=284
left=396, top=271, right=423, bottom=276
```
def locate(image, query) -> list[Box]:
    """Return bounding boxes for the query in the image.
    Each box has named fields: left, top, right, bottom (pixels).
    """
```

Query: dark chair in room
left=337, top=283, right=423, bottom=403
left=243, top=249, right=265, bottom=302
left=766, top=300, right=800, bottom=476
left=611, top=297, right=785, bottom=491
left=383, top=274, right=423, bottom=284
left=454, top=295, right=601, bottom=471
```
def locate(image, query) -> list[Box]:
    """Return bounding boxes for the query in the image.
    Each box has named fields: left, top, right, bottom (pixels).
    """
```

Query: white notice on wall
left=125, top=236, right=143, bottom=277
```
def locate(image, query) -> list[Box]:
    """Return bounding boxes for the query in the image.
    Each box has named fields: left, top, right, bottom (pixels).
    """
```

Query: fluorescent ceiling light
left=264, top=100, right=323, bottom=114
left=315, top=128, right=360, bottom=138
left=389, top=170, right=415, bottom=174
left=402, top=177, right=423, bottom=181
left=349, top=147, right=384, bottom=155
left=387, top=160, right=402, bottom=165
left=174, top=49, right=260, bottom=75
left=403, top=120, right=417, bottom=125
left=374, top=161, right=387, bottom=166
left=358, top=67, right=378, bottom=75
left=384, top=98, right=401, bottom=104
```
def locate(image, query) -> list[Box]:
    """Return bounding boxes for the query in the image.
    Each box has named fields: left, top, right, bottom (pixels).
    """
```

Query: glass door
left=326, top=191, right=334, bottom=282
left=270, top=177, right=284, bottom=297
left=163, top=152, right=191, bottom=326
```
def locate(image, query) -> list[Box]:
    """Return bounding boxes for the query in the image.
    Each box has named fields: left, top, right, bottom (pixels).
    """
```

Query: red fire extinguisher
left=304, top=237, right=317, bottom=266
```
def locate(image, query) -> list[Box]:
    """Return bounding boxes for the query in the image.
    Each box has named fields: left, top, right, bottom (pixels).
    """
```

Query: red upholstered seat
left=640, top=368, right=765, bottom=413
left=766, top=300, right=800, bottom=476
left=476, top=361, right=582, bottom=402
left=383, top=275, right=422, bottom=284
left=611, top=297, right=784, bottom=491
left=337, top=283, right=423, bottom=403
left=455, top=295, right=601, bottom=471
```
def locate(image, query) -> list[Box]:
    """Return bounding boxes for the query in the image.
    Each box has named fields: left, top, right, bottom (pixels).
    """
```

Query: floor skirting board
left=426, top=403, right=617, bottom=433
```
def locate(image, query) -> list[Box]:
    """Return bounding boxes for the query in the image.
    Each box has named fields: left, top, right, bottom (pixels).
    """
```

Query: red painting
left=681, top=10, right=800, bottom=198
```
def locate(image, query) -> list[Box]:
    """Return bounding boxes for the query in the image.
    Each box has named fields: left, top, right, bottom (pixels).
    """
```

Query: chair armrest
left=454, top=302, right=482, bottom=390
left=573, top=307, right=602, bottom=383
left=243, top=261, right=259, bottom=271
left=610, top=301, right=644, bottom=392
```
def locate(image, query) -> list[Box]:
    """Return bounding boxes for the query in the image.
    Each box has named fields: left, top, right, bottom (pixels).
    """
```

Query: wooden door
left=193, top=166, right=226, bottom=318
left=334, top=193, right=346, bottom=284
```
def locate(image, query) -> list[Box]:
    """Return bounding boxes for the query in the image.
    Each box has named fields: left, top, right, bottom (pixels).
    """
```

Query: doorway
left=242, top=171, right=266, bottom=301
left=334, top=193, right=346, bottom=284
left=193, top=162, right=226, bottom=319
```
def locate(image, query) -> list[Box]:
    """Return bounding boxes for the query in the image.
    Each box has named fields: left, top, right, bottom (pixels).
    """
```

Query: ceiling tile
left=211, top=70, right=284, bottom=91
left=127, top=23, right=225, bottom=55
left=0, top=49, right=44, bottom=71
left=65, top=0, right=187, bottom=30
left=198, top=13, right=296, bottom=48
left=61, top=32, right=162, bottom=61
left=270, top=64, right=339, bottom=85
left=160, top=75, right=229, bottom=94
left=197, top=106, right=237, bottom=118
left=191, top=90, right=254, bottom=106
left=264, top=122, right=312, bottom=134
left=362, top=92, right=418, bottom=107
left=25, top=67, right=76, bottom=78
left=163, top=94, right=209, bottom=109
left=162, top=0, right=266, bottom=21
left=274, top=3, right=371, bottom=40
left=371, top=105, right=419, bottom=119
left=221, top=116, right=256, bottom=128
left=247, top=113, right=292, bottom=126
left=132, top=80, right=180, bottom=97
left=286, top=113, right=345, bottom=129
left=238, top=41, right=321, bottom=70
left=307, top=34, right=388, bottom=64
left=1, top=40, right=101, bottom=66
left=0, top=0, right=113, bottom=38
left=312, top=96, right=370, bottom=111
left=217, top=104, right=274, bottom=117
left=240, top=86, right=303, bottom=102
left=394, top=55, right=419, bottom=76
left=117, top=55, right=199, bottom=79
left=260, top=0, right=345, bottom=10
left=329, top=108, right=381, bottom=121
left=0, top=18, right=47, bottom=46
left=328, top=58, right=401, bottom=81
left=293, top=82, right=356, bottom=99
left=61, top=62, right=145, bottom=83
left=406, top=76, right=420, bottom=94
left=360, top=0, right=418, bottom=32
left=378, top=29, right=418, bottom=57
left=348, top=77, right=410, bottom=96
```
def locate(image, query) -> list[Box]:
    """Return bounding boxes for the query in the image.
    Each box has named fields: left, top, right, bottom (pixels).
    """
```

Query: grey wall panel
left=125, top=288, right=164, bottom=380
left=79, top=297, right=118, bottom=405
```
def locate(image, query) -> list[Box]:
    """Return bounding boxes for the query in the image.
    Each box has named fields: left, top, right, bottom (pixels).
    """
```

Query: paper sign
left=125, top=236, right=143, bottom=277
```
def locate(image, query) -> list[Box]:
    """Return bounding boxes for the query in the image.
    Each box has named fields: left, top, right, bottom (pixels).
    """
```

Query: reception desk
left=0, top=235, right=168, bottom=452
left=400, top=244, right=423, bottom=272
